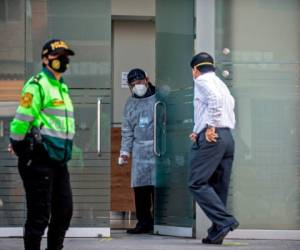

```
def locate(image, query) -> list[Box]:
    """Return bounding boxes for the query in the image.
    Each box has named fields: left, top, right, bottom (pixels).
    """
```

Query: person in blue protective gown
left=119, top=68, right=156, bottom=234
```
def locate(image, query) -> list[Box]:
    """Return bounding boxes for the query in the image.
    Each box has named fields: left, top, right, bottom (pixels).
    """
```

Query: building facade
left=0, top=0, right=299, bottom=239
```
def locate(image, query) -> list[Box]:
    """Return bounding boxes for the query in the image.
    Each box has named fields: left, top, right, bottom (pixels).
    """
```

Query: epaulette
left=33, top=74, right=41, bottom=83
left=29, top=74, right=45, bottom=108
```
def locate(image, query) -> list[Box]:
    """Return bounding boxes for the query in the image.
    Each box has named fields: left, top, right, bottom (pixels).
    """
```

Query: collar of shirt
left=43, top=67, right=64, bottom=84
left=195, top=71, right=215, bottom=82
left=42, top=68, right=69, bottom=93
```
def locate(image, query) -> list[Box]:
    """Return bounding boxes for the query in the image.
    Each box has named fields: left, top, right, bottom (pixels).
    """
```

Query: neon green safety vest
left=10, top=69, right=75, bottom=163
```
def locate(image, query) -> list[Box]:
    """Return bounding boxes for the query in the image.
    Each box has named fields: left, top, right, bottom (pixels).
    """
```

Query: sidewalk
left=0, top=230, right=300, bottom=250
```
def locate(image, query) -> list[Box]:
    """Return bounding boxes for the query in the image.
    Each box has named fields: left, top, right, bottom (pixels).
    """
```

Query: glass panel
left=7, top=0, right=23, bottom=21
left=216, top=0, right=300, bottom=229
left=25, top=0, right=111, bottom=228
left=0, top=0, right=25, bottom=227
left=155, top=0, right=194, bottom=232
left=0, top=1, right=5, bottom=21
left=215, top=0, right=300, bottom=64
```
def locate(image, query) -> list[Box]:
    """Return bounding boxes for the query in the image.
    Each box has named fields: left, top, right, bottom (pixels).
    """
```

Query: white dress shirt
left=193, top=72, right=235, bottom=133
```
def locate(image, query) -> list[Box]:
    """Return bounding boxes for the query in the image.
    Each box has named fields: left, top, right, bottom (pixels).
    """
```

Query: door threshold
left=227, top=229, right=300, bottom=240
left=0, top=227, right=111, bottom=238
left=154, top=225, right=193, bottom=237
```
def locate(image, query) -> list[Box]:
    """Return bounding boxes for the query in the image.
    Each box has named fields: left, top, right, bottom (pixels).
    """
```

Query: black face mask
left=48, top=55, right=70, bottom=73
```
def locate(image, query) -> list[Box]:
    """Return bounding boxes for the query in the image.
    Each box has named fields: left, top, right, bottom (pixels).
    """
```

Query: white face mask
left=133, top=84, right=147, bottom=97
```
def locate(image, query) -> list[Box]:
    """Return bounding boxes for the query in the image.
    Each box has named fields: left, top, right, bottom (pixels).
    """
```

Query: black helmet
left=190, top=52, right=214, bottom=68
left=127, top=68, right=146, bottom=84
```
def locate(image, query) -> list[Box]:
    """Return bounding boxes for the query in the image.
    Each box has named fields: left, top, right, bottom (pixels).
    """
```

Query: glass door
left=28, top=0, right=112, bottom=235
left=0, top=0, right=26, bottom=233
left=154, top=0, right=195, bottom=237
left=215, top=0, right=300, bottom=229
left=0, top=0, right=112, bottom=237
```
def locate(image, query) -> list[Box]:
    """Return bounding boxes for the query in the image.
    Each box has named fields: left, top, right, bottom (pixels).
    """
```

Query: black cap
left=190, top=52, right=214, bottom=68
left=41, top=39, right=75, bottom=58
left=127, top=68, right=146, bottom=84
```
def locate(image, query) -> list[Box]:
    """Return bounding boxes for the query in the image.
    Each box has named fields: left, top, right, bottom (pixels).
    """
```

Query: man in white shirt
left=188, top=52, right=239, bottom=244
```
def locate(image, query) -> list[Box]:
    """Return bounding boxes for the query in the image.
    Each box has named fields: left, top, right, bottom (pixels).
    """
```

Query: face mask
left=133, top=84, right=148, bottom=97
left=48, top=55, right=70, bottom=73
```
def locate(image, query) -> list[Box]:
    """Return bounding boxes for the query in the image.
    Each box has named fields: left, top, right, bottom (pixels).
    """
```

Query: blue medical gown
left=120, top=95, right=156, bottom=187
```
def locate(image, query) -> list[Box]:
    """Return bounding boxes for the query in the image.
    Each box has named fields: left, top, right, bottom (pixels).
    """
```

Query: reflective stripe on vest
left=40, top=127, right=74, bottom=140
left=14, top=112, right=35, bottom=122
left=42, top=108, right=74, bottom=118
left=10, top=133, right=26, bottom=141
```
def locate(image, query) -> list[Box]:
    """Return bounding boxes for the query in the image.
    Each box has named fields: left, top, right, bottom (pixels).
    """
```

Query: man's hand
left=118, top=154, right=129, bottom=165
left=7, top=143, right=15, bottom=155
left=205, top=127, right=218, bottom=143
left=189, top=132, right=198, bottom=142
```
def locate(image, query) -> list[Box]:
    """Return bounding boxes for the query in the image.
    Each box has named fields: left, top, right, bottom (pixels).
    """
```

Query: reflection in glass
left=216, top=0, right=300, bottom=229
left=155, top=0, right=194, bottom=231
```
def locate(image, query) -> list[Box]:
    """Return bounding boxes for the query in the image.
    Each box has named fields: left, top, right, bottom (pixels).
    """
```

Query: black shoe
left=126, top=227, right=153, bottom=234
left=209, top=221, right=239, bottom=244
left=202, top=237, right=223, bottom=245
left=202, top=223, right=223, bottom=244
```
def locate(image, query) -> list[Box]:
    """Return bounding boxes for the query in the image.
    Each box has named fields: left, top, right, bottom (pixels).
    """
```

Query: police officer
left=9, top=39, right=75, bottom=250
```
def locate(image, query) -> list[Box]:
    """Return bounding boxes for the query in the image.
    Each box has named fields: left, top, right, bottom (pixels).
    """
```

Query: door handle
left=0, top=120, right=3, bottom=138
left=222, top=48, right=230, bottom=55
left=154, top=101, right=161, bottom=157
left=97, top=97, right=102, bottom=156
left=222, top=70, right=230, bottom=78
left=154, top=101, right=166, bottom=157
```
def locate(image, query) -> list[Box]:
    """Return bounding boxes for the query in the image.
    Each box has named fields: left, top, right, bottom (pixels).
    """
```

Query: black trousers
left=188, top=128, right=238, bottom=228
left=133, top=185, right=154, bottom=229
left=18, top=157, right=73, bottom=250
